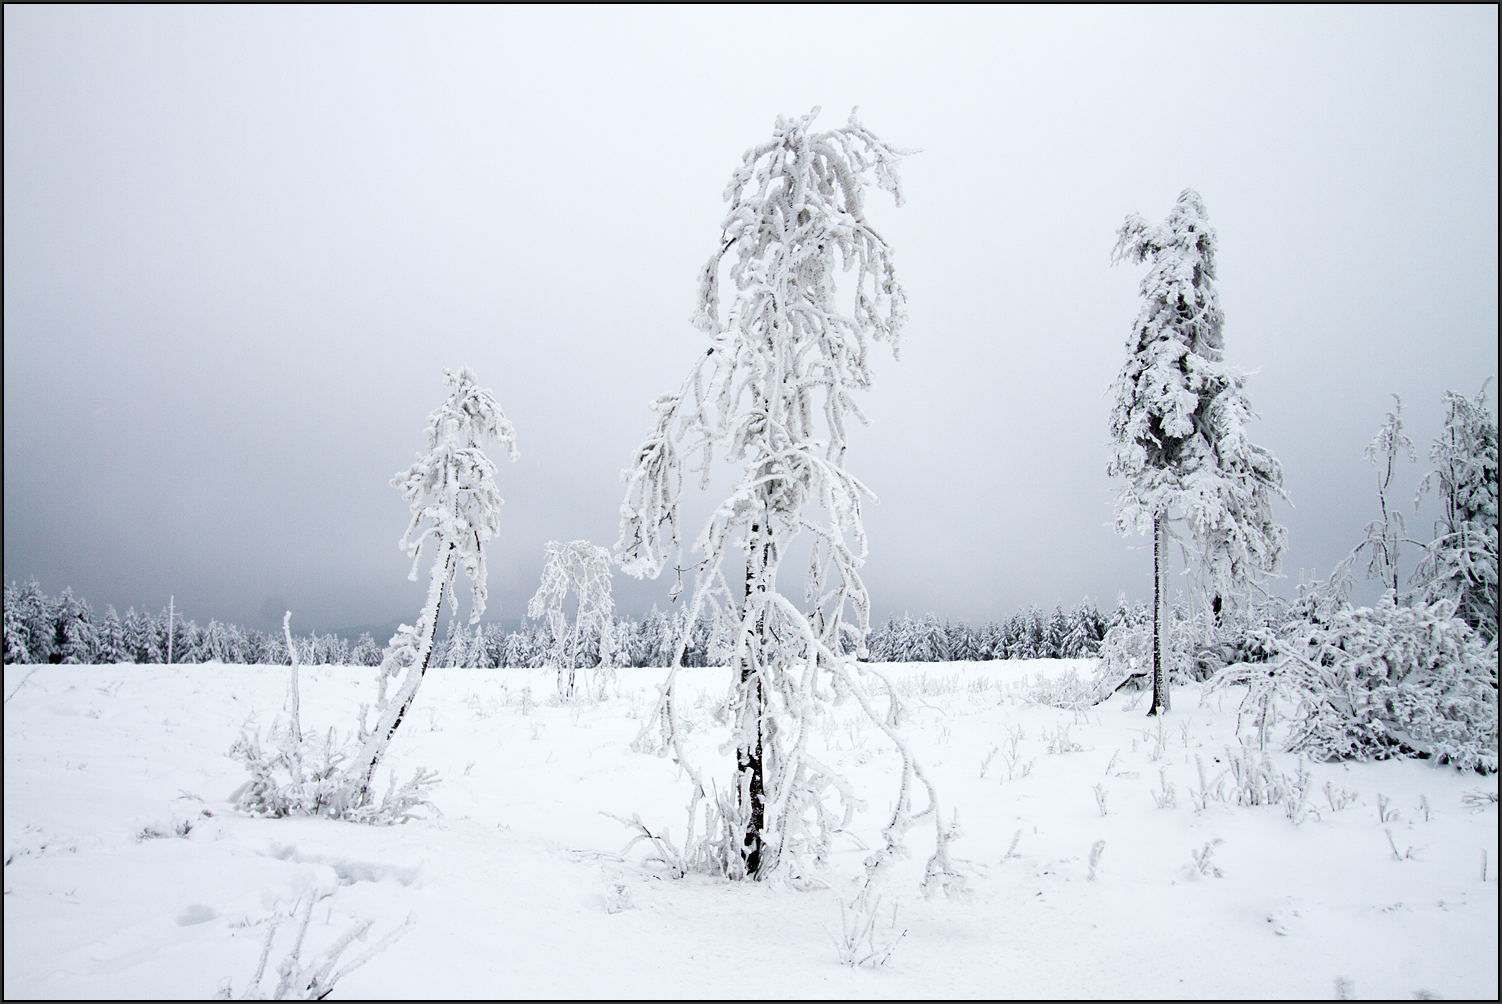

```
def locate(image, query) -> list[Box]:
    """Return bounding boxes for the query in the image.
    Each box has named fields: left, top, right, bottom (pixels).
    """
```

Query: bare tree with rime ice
left=1108, top=189, right=1287, bottom=716
left=1357, top=394, right=1418, bottom=597
left=615, top=108, right=962, bottom=891
left=528, top=539, right=616, bottom=699
left=347, top=366, right=518, bottom=805
left=230, top=367, right=516, bottom=823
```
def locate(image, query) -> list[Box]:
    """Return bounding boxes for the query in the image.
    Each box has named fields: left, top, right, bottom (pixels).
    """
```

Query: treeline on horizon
left=2, top=580, right=1136, bottom=669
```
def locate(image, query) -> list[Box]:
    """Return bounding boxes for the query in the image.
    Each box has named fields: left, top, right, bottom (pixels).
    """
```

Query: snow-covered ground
left=4, top=660, right=1496, bottom=1000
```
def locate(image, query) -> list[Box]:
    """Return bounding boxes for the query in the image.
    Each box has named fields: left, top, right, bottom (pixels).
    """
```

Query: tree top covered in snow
left=1108, top=189, right=1287, bottom=599
left=394, top=367, right=519, bottom=623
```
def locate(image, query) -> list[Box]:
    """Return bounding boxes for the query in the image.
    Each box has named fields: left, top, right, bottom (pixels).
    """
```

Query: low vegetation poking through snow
left=3, top=660, right=1497, bottom=999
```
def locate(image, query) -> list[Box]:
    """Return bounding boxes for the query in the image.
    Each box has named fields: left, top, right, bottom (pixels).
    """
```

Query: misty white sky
left=4, top=6, right=1497, bottom=634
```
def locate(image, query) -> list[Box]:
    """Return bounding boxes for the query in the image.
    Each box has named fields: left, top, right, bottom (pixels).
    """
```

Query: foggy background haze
left=4, top=6, right=1497, bottom=635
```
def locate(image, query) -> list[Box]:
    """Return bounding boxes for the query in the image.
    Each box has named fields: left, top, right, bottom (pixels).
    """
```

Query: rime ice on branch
left=616, top=108, right=960, bottom=891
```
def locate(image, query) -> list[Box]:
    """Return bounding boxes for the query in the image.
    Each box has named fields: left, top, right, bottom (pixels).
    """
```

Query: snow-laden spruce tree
left=616, top=108, right=960, bottom=890
left=1415, top=382, right=1498, bottom=642
left=346, top=367, right=519, bottom=804
left=528, top=540, right=616, bottom=699
left=1108, top=189, right=1287, bottom=715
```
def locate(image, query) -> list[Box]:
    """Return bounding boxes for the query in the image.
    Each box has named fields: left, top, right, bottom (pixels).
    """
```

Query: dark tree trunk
left=356, top=546, right=450, bottom=797
left=1148, top=515, right=1171, bottom=716
left=738, top=659, right=766, bottom=877
left=738, top=514, right=769, bottom=878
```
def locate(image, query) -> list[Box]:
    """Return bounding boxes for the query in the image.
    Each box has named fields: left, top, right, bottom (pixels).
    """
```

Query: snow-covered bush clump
left=1096, top=597, right=1283, bottom=692
left=229, top=614, right=439, bottom=824
left=1214, top=593, right=1497, bottom=772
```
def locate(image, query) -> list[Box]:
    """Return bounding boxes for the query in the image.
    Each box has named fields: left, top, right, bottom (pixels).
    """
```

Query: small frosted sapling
left=831, top=878, right=907, bottom=968
left=1356, top=395, right=1417, bottom=597
left=980, top=744, right=1000, bottom=779
left=617, top=108, right=960, bottom=890
left=1384, top=829, right=1419, bottom=862
left=1191, top=839, right=1224, bottom=878
left=528, top=540, right=617, bottom=701
left=1001, top=829, right=1022, bottom=863
left=1152, top=769, right=1177, bottom=809
left=348, top=367, right=518, bottom=808
left=215, top=891, right=415, bottom=1001
left=1323, top=781, right=1359, bottom=812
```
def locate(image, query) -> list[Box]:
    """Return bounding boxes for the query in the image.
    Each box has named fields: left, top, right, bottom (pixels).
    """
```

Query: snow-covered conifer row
left=0, top=583, right=1153, bottom=669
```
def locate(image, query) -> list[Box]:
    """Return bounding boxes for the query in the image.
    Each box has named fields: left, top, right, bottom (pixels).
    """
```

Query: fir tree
left=1109, top=189, right=1286, bottom=715
left=1415, top=382, right=1498, bottom=641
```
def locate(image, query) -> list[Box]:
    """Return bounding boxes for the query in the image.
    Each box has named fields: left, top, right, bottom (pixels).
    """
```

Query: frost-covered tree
left=528, top=540, right=616, bottom=698
left=97, top=605, right=129, bottom=664
left=1356, top=394, right=1418, bottom=596
left=121, top=607, right=155, bottom=663
left=348, top=367, right=518, bottom=805
left=638, top=606, right=672, bottom=668
left=57, top=589, right=96, bottom=665
left=4, top=580, right=53, bottom=664
left=3, top=584, right=30, bottom=664
left=1108, top=189, right=1287, bottom=716
left=617, top=109, right=959, bottom=889
left=1415, top=383, right=1498, bottom=641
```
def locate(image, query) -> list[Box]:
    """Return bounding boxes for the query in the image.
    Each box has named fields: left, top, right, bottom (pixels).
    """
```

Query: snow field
left=4, top=661, right=1497, bottom=999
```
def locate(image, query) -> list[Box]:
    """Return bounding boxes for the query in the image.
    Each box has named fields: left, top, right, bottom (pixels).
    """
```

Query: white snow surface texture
left=4, top=661, right=1497, bottom=1000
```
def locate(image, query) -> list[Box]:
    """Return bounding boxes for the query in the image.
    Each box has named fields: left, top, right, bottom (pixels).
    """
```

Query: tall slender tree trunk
left=738, top=506, right=769, bottom=879
left=1148, top=515, right=1171, bottom=716
left=352, top=544, right=453, bottom=800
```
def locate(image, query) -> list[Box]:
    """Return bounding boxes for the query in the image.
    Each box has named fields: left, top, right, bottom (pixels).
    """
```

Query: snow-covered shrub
left=229, top=614, right=438, bottom=824
left=1094, top=600, right=1202, bottom=690
left=214, top=890, right=415, bottom=1000
left=1025, top=668, right=1108, bottom=711
left=1213, top=593, right=1498, bottom=772
left=617, top=109, right=960, bottom=891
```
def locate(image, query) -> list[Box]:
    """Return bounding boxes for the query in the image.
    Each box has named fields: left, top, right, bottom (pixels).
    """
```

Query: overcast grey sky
left=4, top=6, right=1497, bottom=634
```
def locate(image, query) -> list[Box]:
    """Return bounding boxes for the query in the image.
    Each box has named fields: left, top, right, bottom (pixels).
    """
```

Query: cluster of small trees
left=1103, top=190, right=1495, bottom=772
